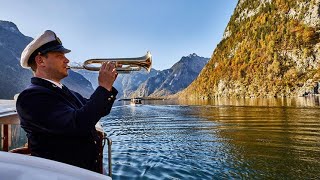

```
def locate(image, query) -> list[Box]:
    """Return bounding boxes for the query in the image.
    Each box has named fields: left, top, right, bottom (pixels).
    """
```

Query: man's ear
left=35, top=54, right=45, bottom=67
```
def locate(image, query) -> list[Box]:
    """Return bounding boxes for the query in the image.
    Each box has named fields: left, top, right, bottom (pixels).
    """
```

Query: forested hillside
left=180, top=0, right=320, bottom=99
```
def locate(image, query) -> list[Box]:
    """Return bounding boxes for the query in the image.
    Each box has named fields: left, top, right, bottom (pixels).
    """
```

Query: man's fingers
left=101, top=62, right=108, bottom=71
left=109, top=62, right=116, bottom=71
left=105, top=61, right=116, bottom=71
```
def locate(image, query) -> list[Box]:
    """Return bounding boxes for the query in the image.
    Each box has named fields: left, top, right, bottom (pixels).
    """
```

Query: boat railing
left=0, top=108, right=20, bottom=152
left=0, top=105, right=112, bottom=177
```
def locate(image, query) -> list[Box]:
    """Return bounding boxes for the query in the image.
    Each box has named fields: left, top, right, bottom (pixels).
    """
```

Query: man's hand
left=98, top=62, right=118, bottom=91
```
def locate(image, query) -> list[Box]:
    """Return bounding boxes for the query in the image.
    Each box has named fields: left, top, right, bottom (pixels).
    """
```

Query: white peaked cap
left=20, top=30, right=71, bottom=69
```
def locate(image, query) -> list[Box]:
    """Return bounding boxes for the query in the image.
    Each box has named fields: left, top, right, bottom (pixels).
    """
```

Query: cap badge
left=56, top=37, right=62, bottom=44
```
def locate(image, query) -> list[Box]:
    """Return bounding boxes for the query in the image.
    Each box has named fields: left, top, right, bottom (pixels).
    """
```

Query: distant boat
left=130, top=98, right=142, bottom=105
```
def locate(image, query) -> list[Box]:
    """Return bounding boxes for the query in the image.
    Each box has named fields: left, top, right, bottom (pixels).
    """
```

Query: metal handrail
left=0, top=108, right=20, bottom=151
left=0, top=109, right=20, bottom=125
left=103, top=134, right=112, bottom=177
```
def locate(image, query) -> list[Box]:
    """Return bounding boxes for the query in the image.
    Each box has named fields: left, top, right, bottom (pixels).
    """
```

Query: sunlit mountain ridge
left=180, top=0, right=320, bottom=99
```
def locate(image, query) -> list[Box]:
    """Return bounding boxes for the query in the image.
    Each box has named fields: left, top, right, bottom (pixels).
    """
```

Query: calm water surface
left=101, top=97, right=320, bottom=179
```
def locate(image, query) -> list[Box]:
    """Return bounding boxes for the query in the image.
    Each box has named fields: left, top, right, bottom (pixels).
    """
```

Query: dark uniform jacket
left=16, top=77, right=118, bottom=172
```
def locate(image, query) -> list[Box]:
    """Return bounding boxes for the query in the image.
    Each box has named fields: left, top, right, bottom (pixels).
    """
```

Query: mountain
left=0, top=21, right=33, bottom=99
left=114, top=69, right=159, bottom=98
left=76, top=53, right=208, bottom=98
left=133, top=53, right=209, bottom=97
left=62, top=70, right=94, bottom=98
left=0, top=20, right=94, bottom=99
left=76, top=68, right=159, bottom=98
left=180, top=0, right=320, bottom=99
left=73, top=70, right=99, bottom=89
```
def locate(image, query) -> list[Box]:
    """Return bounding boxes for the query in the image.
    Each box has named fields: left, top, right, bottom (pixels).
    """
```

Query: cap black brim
left=41, top=45, right=71, bottom=54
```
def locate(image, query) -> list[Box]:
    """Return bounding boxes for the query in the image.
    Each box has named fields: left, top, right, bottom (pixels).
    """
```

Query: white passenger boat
left=130, top=98, right=142, bottom=106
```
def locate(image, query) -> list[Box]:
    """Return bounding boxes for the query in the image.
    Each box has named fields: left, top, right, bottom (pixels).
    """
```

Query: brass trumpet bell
left=68, top=51, right=152, bottom=73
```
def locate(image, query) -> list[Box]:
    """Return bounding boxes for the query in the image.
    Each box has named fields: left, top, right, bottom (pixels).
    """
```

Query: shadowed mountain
left=76, top=53, right=208, bottom=98
left=0, top=20, right=94, bottom=99
left=133, top=53, right=209, bottom=97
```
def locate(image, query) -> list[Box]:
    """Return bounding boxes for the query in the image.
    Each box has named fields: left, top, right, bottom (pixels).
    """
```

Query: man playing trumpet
left=16, top=30, right=118, bottom=173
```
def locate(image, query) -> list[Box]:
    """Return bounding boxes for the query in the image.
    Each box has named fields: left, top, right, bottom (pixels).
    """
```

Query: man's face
left=42, top=51, right=70, bottom=80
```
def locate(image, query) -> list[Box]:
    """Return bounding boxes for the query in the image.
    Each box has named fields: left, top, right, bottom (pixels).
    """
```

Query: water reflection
left=117, top=96, right=320, bottom=107
left=3, top=97, right=320, bottom=179
left=196, top=105, right=320, bottom=179
left=175, top=96, right=320, bottom=107
left=105, top=97, right=320, bottom=179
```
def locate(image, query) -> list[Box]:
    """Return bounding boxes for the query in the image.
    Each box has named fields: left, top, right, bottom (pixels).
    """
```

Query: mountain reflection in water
left=2, top=97, right=319, bottom=179
left=101, top=97, right=320, bottom=179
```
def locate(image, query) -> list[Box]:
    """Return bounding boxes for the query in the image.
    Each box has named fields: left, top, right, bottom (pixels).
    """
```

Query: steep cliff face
left=114, top=69, right=159, bottom=98
left=62, top=70, right=94, bottom=98
left=77, top=53, right=208, bottom=98
left=180, top=0, right=320, bottom=99
left=0, top=21, right=33, bottom=99
left=133, top=53, right=208, bottom=97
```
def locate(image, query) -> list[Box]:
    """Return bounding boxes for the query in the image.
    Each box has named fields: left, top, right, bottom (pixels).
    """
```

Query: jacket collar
left=38, top=77, right=63, bottom=89
left=31, top=77, right=61, bottom=91
left=30, top=77, right=83, bottom=108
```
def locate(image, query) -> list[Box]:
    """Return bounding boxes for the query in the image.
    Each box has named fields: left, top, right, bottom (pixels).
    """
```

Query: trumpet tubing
left=68, top=51, right=152, bottom=73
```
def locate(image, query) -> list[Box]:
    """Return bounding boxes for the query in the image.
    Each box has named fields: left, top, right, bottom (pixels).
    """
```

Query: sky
left=0, top=0, right=237, bottom=70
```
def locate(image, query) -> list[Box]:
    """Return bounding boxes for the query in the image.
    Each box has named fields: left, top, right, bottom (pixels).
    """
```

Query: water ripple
left=102, top=103, right=320, bottom=179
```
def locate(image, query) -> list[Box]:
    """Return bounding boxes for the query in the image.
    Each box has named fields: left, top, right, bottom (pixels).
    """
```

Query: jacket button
left=111, top=95, right=114, bottom=98
left=94, top=141, right=97, bottom=144
left=108, top=98, right=111, bottom=101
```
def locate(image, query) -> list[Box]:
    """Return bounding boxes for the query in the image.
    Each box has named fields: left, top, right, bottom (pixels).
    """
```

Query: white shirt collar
left=39, top=78, right=63, bottom=89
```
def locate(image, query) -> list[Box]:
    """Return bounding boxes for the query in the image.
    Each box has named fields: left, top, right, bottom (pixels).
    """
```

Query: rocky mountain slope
left=77, top=53, right=208, bottom=98
left=133, top=53, right=209, bottom=97
left=0, top=20, right=94, bottom=99
left=75, top=68, right=159, bottom=98
left=0, top=21, right=34, bottom=99
left=114, top=69, right=159, bottom=98
left=180, top=0, right=320, bottom=99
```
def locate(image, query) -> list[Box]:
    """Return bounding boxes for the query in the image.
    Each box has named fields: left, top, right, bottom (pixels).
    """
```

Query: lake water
left=2, top=97, right=319, bottom=179
left=101, top=97, right=320, bottom=179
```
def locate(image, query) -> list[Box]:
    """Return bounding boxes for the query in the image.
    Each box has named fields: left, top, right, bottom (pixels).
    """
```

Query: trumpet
left=67, top=51, right=152, bottom=73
